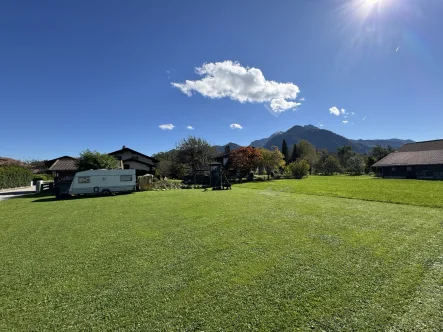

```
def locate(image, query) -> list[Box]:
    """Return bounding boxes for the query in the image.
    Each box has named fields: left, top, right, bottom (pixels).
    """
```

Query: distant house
left=48, top=156, right=78, bottom=182
left=214, top=145, right=232, bottom=168
left=372, top=139, right=443, bottom=180
left=48, top=147, right=159, bottom=181
left=108, top=146, right=159, bottom=176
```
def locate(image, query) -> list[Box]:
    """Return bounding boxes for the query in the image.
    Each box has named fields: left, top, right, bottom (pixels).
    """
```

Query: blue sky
left=1, top=0, right=442, bottom=160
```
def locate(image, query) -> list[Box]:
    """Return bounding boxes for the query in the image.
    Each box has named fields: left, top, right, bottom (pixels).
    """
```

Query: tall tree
left=365, top=156, right=377, bottom=174
left=230, top=146, right=263, bottom=177
left=315, top=150, right=342, bottom=175
left=258, top=146, right=285, bottom=180
left=76, top=150, right=119, bottom=172
left=337, top=145, right=354, bottom=168
left=290, top=144, right=299, bottom=163
left=346, top=155, right=366, bottom=176
left=281, top=139, right=288, bottom=163
left=176, top=136, right=215, bottom=185
left=152, top=149, right=186, bottom=179
left=297, top=140, right=318, bottom=173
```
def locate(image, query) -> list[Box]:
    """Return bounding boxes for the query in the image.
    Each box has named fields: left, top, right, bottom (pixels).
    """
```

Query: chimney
left=225, top=145, right=230, bottom=154
left=122, top=145, right=126, bottom=149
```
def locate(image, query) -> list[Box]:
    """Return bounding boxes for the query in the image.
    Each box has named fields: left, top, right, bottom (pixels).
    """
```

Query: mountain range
left=214, top=125, right=414, bottom=154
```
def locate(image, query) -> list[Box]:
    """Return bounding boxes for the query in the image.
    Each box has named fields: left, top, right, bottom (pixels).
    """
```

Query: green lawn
left=240, top=175, right=443, bottom=208
left=1, top=177, right=443, bottom=331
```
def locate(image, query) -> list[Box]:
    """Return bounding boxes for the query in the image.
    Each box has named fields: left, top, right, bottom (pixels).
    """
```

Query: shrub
left=32, top=174, right=53, bottom=184
left=286, top=160, right=310, bottom=179
left=0, top=165, right=33, bottom=189
left=347, top=155, right=366, bottom=176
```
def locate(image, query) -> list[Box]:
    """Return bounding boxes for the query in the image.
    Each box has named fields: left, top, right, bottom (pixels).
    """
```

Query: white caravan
left=68, top=169, right=136, bottom=196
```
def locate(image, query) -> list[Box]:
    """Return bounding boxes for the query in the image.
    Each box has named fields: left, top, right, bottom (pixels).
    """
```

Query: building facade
left=372, top=140, right=443, bottom=180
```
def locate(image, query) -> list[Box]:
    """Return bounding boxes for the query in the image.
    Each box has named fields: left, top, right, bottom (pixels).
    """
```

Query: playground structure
left=209, top=162, right=231, bottom=190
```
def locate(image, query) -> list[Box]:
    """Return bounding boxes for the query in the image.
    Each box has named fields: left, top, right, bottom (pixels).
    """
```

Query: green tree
left=285, top=160, right=310, bottom=179
left=281, top=140, right=289, bottom=163
left=371, top=145, right=395, bottom=161
left=365, top=155, right=377, bottom=174
left=76, top=150, right=119, bottom=172
left=315, top=150, right=342, bottom=175
left=153, top=149, right=186, bottom=179
left=346, top=155, right=366, bottom=176
left=290, top=144, right=299, bottom=163
left=337, top=145, right=354, bottom=168
left=297, top=140, right=318, bottom=173
left=258, top=146, right=285, bottom=180
left=176, top=136, right=215, bottom=185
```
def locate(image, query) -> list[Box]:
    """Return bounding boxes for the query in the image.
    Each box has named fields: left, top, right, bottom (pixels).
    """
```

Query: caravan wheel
left=101, top=190, right=111, bottom=196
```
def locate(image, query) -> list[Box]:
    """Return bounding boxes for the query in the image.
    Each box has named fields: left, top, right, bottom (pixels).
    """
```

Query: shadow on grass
left=31, top=192, right=135, bottom=203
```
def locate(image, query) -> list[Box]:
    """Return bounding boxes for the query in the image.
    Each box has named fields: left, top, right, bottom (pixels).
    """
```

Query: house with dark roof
left=48, top=147, right=158, bottom=181
left=372, top=139, right=443, bottom=180
left=48, top=156, right=79, bottom=182
left=108, top=146, right=159, bottom=176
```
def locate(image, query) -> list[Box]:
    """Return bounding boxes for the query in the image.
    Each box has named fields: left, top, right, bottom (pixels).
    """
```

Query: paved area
left=0, top=186, right=36, bottom=201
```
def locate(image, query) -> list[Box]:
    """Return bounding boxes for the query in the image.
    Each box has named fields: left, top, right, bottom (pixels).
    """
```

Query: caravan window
left=78, top=176, right=90, bottom=183
left=120, top=175, right=132, bottom=182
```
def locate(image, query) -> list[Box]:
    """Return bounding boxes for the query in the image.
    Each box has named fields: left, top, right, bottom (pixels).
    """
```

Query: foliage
left=290, top=143, right=299, bottom=163
left=258, top=146, right=285, bottom=180
left=281, top=139, right=289, bottom=163
left=365, top=156, right=377, bottom=174
left=32, top=174, right=53, bottom=183
left=285, top=160, right=310, bottom=179
left=153, top=150, right=187, bottom=179
left=315, top=150, right=342, bottom=175
left=76, top=150, right=119, bottom=172
left=337, top=145, right=354, bottom=168
left=296, top=140, right=318, bottom=171
left=176, top=136, right=215, bottom=184
left=2, top=179, right=442, bottom=330
left=346, top=155, right=366, bottom=176
left=0, top=165, right=33, bottom=189
left=371, top=145, right=395, bottom=161
left=230, top=146, right=263, bottom=177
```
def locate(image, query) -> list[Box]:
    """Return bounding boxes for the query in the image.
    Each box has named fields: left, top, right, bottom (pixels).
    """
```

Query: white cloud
left=186, top=125, right=195, bottom=130
left=230, top=123, right=243, bottom=130
left=330, top=106, right=350, bottom=116
left=362, top=116, right=367, bottom=121
left=329, top=106, right=341, bottom=116
left=299, top=97, right=306, bottom=101
left=342, top=121, right=349, bottom=124
left=159, top=124, right=175, bottom=130
left=172, top=61, right=301, bottom=113
left=319, top=124, right=324, bottom=127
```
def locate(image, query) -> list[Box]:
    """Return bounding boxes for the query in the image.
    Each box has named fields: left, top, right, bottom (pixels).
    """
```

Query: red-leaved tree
left=230, top=147, right=263, bottom=177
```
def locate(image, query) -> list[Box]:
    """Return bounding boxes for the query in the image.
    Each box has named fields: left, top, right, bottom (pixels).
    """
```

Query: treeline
left=280, top=139, right=394, bottom=176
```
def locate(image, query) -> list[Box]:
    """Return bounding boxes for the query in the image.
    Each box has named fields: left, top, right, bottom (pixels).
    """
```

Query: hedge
left=32, top=174, right=54, bottom=184
left=0, top=165, right=33, bottom=190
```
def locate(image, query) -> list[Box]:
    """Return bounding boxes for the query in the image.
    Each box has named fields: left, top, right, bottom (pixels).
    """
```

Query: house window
left=124, top=164, right=130, bottom=169
left=392, top=167, right=396, bottom=172
left=407, top=166, right=412, bottom=172
left=120, top=175, right=132, bottom=182
left=78, top=176, right=90, bottom=183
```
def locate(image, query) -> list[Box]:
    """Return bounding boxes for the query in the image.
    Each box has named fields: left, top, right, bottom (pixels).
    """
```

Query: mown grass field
left=1, top=177, right=443, bottom=331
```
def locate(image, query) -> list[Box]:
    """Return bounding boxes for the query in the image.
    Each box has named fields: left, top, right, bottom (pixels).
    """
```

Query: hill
left=247, top=125, right=412, bottom=153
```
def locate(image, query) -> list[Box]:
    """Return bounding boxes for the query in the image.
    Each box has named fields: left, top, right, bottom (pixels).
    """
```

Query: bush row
left=0, top=165, right=33, bottom=190
left=32, top=174, right=54, bottom=184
